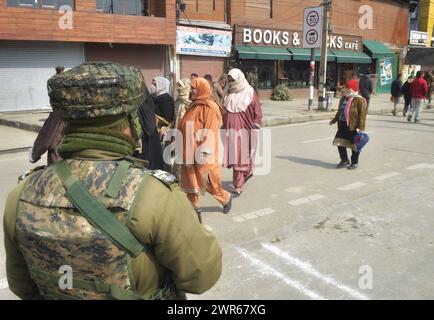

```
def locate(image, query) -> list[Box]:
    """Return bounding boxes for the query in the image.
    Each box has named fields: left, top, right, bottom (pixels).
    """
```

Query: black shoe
left=244, top=174, right=253, bottom=184
left=347, top=164, right=359, bottom=170
left=223, top=194, right=232, bottom=214
left=336, top=160, right=350, bottom=169
left=415, top=119, right=420, bottom=123
left=407, top=116, right=412, bottom=122
left=195, top=208, right=203, bottom=224
left=231, top=190, right=242, bottom=198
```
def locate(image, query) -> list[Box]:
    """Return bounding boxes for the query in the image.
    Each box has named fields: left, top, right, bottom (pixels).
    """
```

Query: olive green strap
left=31, top=268, right=151, bottom=300
left=54, top=161, right=144, bottom=257
left=105, top=160, right=131, bottom=198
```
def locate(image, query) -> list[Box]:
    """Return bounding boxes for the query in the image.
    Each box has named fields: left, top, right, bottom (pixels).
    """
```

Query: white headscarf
left=223, top=68, right=254, bottom=113
left=151, top=77, right=171, bottom=96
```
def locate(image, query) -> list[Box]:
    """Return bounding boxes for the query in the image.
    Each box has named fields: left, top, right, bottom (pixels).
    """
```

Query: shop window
left=239, top=60, right=275, bottom=90
left=284, top=61, right=310, bottom=88
left=7, top=0, right=74, bottom=9
left=96, top=0, right=165, bottom=17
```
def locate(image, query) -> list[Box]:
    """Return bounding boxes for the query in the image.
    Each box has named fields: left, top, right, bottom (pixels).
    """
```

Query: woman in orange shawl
left=178, top=78, right=232, bottom=215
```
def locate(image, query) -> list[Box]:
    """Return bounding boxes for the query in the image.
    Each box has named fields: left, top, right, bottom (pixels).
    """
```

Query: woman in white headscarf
left=150, top=76, right=174, bottom=133
left=222, top=68, right=263, bottom=196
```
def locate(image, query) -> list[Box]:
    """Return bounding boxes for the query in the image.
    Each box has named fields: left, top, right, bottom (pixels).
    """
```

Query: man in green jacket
left=3, top=62, right=222, bottom=300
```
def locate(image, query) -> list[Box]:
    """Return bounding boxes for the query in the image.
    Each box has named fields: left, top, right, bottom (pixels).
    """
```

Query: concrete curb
left=1, top=105, right=432, bottom=131
left=0, top=117, right=42, bottom=133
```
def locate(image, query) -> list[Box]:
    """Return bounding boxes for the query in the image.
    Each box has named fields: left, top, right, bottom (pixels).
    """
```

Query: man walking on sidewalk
left=408, top=71, right=428, bottom=123
left=425, top=70, right=433, bottom=105
left=401, top=76, right=413, bottom=117
left=359, top=70, right=373, bottom=113
left=391, top=74, right=402, bottom=116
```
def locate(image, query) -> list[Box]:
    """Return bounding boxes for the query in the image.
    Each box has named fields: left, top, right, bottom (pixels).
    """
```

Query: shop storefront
left=363, top=40, right=399, bottom=94
left=85, top=43, right=166, bottom=86
left=176, top=24, right=232, bottom=82
left=233, top=25, right=372, bottom=97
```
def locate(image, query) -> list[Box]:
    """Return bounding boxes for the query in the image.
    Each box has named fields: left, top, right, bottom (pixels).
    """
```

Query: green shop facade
left=233, top=25, right=399, bottom=96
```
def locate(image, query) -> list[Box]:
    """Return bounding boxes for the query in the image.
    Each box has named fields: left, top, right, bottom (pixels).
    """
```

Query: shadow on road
left=276, top=155, right=336, bottom=169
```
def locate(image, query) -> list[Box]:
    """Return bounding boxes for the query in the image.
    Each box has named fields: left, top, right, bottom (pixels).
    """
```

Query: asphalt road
left=1, top=110, right=434, bottom=300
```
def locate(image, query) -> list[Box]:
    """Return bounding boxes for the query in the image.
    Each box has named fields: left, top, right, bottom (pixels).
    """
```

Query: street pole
left=308, top=48, right=315, bottom=111
left=317, top=0, right=332, bottom=110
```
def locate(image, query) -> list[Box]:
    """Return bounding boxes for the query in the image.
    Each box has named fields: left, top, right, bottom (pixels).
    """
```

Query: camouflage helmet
left=47, top=62, right=145, bottom=120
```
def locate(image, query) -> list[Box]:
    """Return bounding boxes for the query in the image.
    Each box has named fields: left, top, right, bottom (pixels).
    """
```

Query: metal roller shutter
left=180, top=55, right=226, bottom=81
left=0, top=41, right=84, bottom=112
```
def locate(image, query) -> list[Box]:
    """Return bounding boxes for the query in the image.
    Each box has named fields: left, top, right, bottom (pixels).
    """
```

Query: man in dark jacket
left=359, top=71, right=373, bottom=112
left=425, top=70, right=433, bottom=104
left=401, top=76, right=413, bottom=117
left=391, top=74, right=402, bottom=116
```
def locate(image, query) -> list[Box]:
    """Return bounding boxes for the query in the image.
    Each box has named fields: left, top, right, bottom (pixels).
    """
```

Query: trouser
left=364, top=96, right=371, bottom=113
left=338, top=146, right=360, bottom=165
left=187, top=177, right=230, bottom=209
left=233, top=169, right=253, bottom=190
left=428, top=86, right=432, bottom=104
left=393, top=96, right=401, bottom=114
left=409, top=98, right=423, bottom=121
left=403, top=98, right=411, bottom=115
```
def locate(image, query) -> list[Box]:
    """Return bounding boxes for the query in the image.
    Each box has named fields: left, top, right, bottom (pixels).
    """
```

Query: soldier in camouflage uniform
left=3, top=62, right=222, bottom=300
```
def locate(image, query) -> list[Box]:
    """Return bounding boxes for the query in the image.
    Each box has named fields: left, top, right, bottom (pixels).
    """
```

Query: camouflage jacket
left=3, top=153, right=222, bottom=300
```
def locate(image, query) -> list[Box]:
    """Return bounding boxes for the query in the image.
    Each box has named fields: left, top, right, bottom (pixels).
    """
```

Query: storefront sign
left=409, top=31, right=429, bottom=47
left=176, top=25, right=232, bottom=57
left=236, top=25, right=362, bottom=52
left=380, top=57, right=393, bottom=86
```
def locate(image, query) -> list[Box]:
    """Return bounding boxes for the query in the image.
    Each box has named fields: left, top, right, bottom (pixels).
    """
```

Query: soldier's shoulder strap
left=54, top=160, right=144, bottom=257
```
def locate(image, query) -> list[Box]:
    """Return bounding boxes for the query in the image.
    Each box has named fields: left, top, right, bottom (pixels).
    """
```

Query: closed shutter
left=180, top=55, right=225, bottom=81
left=0, top=41, right=84, bottom=112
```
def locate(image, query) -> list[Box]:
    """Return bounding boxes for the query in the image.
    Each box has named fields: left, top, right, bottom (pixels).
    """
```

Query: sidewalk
left=0, top=94, right=432, bottom=132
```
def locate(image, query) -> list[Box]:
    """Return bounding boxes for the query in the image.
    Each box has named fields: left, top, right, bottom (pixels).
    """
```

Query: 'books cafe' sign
left=235, top=25, right=363, bottom=52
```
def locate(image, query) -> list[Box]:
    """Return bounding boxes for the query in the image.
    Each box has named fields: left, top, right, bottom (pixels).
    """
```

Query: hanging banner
left=176, top=25, right=232, bottom=57
left=380, top=57, right=393, bottom=86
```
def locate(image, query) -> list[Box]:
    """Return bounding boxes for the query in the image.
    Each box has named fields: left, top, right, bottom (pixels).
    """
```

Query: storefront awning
left=363, top=40, right=394, bottom=58
left=331, top=50, right=372, bottom=64
left=235, top=45, right=292, bottom=60
left=288, top=48, right=335, bottom=61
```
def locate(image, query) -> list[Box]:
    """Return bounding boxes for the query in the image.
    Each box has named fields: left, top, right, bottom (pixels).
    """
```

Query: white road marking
left=233, top=208, right=275, bottom=223
left=289, top=194, right=325, bottom=206
left=255, top=208, right=275, bottom=217
left=243, top=213, right=259, bottom=220
left=406, top=163, right=434, bottom=170
left=232, top=216, right=246, bottom=223
left=236, top=247, right=326, bottom=300
left=374, top=172, right=401, bottom=181
left=307, top=194, right=326, bottom=201
left=262, top=244, right=369, bottom=300
left=337, top=182, right=367, bottom=191
left=289, top=198, right=311, bottom=206
left=0, top=278, right=8, bottom=290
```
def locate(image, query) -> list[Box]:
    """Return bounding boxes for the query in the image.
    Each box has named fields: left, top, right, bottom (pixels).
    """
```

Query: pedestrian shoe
left=336, top=160, right=350, bottom=169
left=195, top=208, right=203, bottom=224
left=223, top=194, right=232, bottom=214
left=407, top=116, right=412, bottom=122
left=415, top=119, right=420, bottom=123
left=231, top=190, right=242, bottom=198
left=244, top=174, right=253, bottom=184
left=347, top=164, right=359, bottom=170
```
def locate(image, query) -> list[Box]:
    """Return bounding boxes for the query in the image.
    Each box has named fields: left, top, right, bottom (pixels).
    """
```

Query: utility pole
left=317, top=0, right=332, bottom=110
left=308, top=49, right=315, bottom=111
